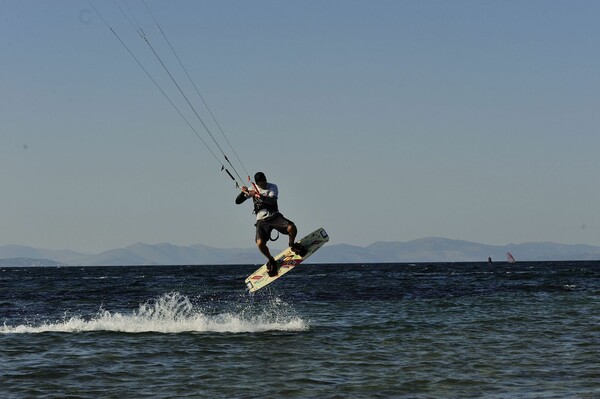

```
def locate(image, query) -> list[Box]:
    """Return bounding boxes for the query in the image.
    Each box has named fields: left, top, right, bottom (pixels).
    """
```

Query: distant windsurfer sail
left=506, top=252, right=516, bottom=263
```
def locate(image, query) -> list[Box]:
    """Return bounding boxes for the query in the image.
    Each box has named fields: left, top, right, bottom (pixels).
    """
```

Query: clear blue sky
left=2, top=0, right=600, bottom=253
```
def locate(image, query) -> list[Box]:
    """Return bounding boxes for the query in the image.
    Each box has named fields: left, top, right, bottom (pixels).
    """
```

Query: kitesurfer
left=236, top=172, right=307, bottom=276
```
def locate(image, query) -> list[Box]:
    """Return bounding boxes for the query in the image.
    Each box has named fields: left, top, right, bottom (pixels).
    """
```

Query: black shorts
left=255, top=213, right=294, bottom=242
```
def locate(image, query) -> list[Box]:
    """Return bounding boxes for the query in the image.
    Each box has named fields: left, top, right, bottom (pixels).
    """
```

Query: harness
left=253, top=196, right=280, bottom=241
left=252, top=196, right=278, bottom=215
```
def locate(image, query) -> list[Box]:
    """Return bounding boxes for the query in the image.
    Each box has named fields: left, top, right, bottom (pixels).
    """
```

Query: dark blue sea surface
left=1, top=262, right=599, bottom=398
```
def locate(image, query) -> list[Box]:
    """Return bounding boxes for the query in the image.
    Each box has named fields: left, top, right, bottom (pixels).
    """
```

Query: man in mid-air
left=235, top=172, right=307, bottom=276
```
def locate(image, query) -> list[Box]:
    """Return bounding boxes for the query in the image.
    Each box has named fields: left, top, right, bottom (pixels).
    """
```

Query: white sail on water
left=506, top=252, right=516, bottom=263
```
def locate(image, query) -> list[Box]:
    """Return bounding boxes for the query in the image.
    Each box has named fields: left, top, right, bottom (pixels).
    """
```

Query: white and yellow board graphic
left=245, top=228, right=329, bottom=292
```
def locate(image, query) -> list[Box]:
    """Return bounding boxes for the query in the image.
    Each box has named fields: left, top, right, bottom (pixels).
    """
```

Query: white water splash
left=1, top=292, right=308, bottom=334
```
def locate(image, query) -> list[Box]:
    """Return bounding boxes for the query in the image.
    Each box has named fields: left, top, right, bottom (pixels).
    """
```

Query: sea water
left=1, top=262, right=599, bottom=398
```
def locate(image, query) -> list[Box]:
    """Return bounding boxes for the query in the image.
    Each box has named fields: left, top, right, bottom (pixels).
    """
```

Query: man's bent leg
left=257, top=238, right=278, bottom=276
left=257, top=238, right=275, bottom=263
left=287, top=223, right=308, bottom=256
left=286, top=223, right=297, bottom=247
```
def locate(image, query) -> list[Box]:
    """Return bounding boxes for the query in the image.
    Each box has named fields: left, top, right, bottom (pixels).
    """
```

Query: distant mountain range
left=1, top=237, right=599, bottom=267
left=0, top=258, right=66, bottom=267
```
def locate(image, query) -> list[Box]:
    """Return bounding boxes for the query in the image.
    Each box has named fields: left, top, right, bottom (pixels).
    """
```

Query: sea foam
left=1, top=292, right=308, bottom=334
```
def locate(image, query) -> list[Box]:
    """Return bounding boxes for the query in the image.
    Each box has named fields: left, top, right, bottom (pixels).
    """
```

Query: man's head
left=254, top=172, right=267, bottom=189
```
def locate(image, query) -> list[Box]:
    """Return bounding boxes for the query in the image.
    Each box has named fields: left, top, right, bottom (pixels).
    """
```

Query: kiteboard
left=245, top=227, right=329, bottom=292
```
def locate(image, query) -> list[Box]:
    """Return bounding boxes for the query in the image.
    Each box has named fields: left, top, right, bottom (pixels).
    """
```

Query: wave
left=1, top=292, right=308, bottom=334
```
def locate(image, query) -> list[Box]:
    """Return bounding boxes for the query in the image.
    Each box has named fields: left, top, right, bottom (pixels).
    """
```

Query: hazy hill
left=0, top=257, right=66, bottom=267
left=79, top=242, right=264, bottom=266
left=2, top=238, right=599, bottom=266
left=0, top=245, right=90, bottom=265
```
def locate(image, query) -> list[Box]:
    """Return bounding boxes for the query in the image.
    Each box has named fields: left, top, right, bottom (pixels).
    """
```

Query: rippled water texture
left=1, top=262, right=599, bottom=398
